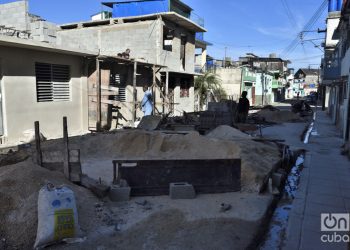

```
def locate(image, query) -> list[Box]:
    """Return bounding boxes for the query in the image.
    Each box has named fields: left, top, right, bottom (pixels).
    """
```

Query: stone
left=109, top=185, right=131, bottom=202
left=272, top=172, right=284, bottom=188
left=169, top=182, right=196, bottom=199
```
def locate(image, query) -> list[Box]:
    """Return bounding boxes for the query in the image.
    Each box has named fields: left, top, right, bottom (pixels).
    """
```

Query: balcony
left=323, top=66, right=341, bottom=80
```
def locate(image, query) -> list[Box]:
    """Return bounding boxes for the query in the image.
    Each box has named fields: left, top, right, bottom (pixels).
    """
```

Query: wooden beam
left=91, top=98, right=121, bottom=106
left=132, top=61, right=137, bottom=122
left=34, top=121, right=42, bottom=166
left=96, top=58, right=101, bottom=131
left=152, top=65, right=156, bottom=115
left=63, top=117, right=70, bottom=180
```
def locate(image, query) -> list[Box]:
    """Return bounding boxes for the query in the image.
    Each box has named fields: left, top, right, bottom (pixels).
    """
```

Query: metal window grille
left=35, top=62, right=71, bottom=102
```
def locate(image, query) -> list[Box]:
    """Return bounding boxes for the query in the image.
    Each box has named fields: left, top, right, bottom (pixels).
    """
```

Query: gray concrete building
left=0, top=35, right=98, bottom=145
left=57, top=13, right=206, bottom=116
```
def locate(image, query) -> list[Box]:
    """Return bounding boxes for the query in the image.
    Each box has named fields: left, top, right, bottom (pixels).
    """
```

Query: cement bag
left=34, top=183, right=82, bottom=249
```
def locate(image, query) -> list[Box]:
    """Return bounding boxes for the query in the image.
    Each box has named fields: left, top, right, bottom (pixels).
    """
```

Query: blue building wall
left=112, top=0, right=170, bottom=18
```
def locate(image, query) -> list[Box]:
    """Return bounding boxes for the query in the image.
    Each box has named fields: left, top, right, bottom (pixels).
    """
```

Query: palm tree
left=195, top=72, right=226, bottom=110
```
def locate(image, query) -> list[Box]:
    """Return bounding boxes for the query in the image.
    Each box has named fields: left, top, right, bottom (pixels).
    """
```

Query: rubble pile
left=254, top=109, right=306, bottom=124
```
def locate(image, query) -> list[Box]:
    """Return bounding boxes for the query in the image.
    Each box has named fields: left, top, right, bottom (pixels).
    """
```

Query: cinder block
left=109, top=185, right=131, bottom=202
left=272, top=172, right=285, bottom=188
left=169, top=182, right=196, bottom=199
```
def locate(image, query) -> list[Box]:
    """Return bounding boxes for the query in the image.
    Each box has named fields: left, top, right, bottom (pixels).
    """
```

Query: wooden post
left=132, top=61, right=137, bottom=122
left=165, top=70, right=169, bottom=114
left=63, top=117, right=70, bottom=180
left=152, top=65, right=156, bottom=115
left=96, top=58, right=101, bottom=131
left=34, top=121, right=42, bottom=166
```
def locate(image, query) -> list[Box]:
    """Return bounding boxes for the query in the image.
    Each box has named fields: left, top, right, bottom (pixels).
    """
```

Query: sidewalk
left=283, top=111, right=350, bottom=250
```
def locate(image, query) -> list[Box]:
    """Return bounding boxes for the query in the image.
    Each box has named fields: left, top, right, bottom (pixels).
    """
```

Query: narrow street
left=0, top=0, right=350, bottom=249
left=263, top=107, right=350, bottom=250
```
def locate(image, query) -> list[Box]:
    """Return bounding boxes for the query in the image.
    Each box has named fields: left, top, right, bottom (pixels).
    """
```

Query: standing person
left=141, top=85, right=153, bottom=116
left=236, top=91, right=250, bottom=123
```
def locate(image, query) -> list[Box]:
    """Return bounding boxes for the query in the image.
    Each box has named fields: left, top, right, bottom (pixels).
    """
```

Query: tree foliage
left=195, top=72, right=227, bottom=107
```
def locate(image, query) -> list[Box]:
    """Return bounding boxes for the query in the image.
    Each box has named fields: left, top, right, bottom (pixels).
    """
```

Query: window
left=35, top=62, right=71, bottom=102
left=180, top=79, right=189, bottom=98
left=163, top=26, right=174, bottom=51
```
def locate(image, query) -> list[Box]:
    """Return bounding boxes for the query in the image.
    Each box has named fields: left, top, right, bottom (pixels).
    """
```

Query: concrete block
left=169, top=182, right=196, bottom=199
left=272, top=172, right=284, bottom=188
left=109, top=185, right=131, bottom=202
left=81, top=174, right=110, bottom=198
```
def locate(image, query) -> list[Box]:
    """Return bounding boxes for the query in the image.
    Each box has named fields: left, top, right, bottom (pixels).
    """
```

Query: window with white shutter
left=35, top=62, right=71, bottom=102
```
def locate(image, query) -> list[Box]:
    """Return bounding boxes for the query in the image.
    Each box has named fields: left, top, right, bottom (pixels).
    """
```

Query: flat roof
left=102, top=0, right=193, bottom=11
left=0, top=35, right=98, bottom=56
left=60, top=12, right=206, bottom=33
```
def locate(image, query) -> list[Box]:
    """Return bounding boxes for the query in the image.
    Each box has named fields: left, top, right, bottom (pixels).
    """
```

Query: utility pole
left=224, top=47, right=227, bottom=68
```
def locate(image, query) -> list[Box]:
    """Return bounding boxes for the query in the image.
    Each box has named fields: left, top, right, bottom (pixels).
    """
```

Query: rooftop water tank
left=329, top=0, right=337, bottom=12
left=337, top=0, right=343, bottom=11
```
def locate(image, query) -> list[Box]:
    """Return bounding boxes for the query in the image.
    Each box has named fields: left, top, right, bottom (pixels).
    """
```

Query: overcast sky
left=20, top=0, right=328, bottom=70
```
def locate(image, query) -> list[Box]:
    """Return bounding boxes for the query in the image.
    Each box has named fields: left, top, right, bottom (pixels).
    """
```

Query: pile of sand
left=256, top=109, right=304, bottom=123
left=42, top=130, right=281, bottom=192
left=0, top=160, right=99, bottom=249
left=206, top=125, right=251, bottom=140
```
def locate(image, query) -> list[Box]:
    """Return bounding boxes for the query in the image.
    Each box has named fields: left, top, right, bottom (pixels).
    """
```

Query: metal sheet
left=114, top=159, right=241, bottom=196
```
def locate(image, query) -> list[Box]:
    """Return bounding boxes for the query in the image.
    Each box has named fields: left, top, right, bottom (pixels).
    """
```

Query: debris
left=109, top=185, right=131, bottom=202
left=254, top=109, right=305, bottom=124
left=169, top=182, right=196, bottom=199
left=206, top=125, right=250, bottom=140
left=0, top=150, right=29, bottom=167
left=34, top=183, right=82, bottom=249
left=81, top=174, right=110, bottom=198
left=220, top=203, right=232, bottom=212
left=137, top=115, right=162, bottom=131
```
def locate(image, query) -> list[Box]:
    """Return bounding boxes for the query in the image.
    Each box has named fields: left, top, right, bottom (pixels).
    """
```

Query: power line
left=281, top=0, right=327, bottom=57
left=281, top=0, right=298, bottom=28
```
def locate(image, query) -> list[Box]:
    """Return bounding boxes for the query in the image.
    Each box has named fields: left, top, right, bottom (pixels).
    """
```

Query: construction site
left=1, top=0, right=350, bottom=250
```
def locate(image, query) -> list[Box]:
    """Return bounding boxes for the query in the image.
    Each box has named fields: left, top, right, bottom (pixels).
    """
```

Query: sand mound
left=256, top=109, right=304, bottom=123
left=207, top=125, right=250, bottom=140
left=42, top=130, right=280, bottom=193
left=0, top=160, right=99, bottom=249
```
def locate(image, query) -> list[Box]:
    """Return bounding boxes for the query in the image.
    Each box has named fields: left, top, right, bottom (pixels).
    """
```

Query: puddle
left=259, top=154, right=304, bottom=249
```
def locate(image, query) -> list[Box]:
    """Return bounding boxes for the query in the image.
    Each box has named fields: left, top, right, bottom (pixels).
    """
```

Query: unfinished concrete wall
left=0, top=0, right=28, bottom=31
left=30, top=20, right=57, bottom=43
left=0, top=46, right=89, bottom=145
left=215, top=68, right=242, bottom=101
left=159, top=20, right=196, bottom=73
left=57, top=18, right=197, bottom=74
left=57, top=20, right=159, bottom=63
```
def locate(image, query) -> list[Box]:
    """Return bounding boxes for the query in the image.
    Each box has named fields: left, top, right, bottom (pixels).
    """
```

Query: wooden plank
left=34, top=121, right=42, bottom=166
left=132, top=61, right=137, bottom=122
left=63, top=117, right=70, bottom=180
left=96, top=59, right=101, bottom=131
left=91, top=98, right=121, bottom=106
left=114, top=159, right=241, bottom=196
left=101, top=85, right=119, bottom=92
left=88, top=61, right=98, bottom=131
left=89, top=91, right=118, bottom=96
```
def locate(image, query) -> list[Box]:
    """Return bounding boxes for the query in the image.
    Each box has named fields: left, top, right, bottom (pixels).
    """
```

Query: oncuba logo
left=321, top=213, right=350, bottom=243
